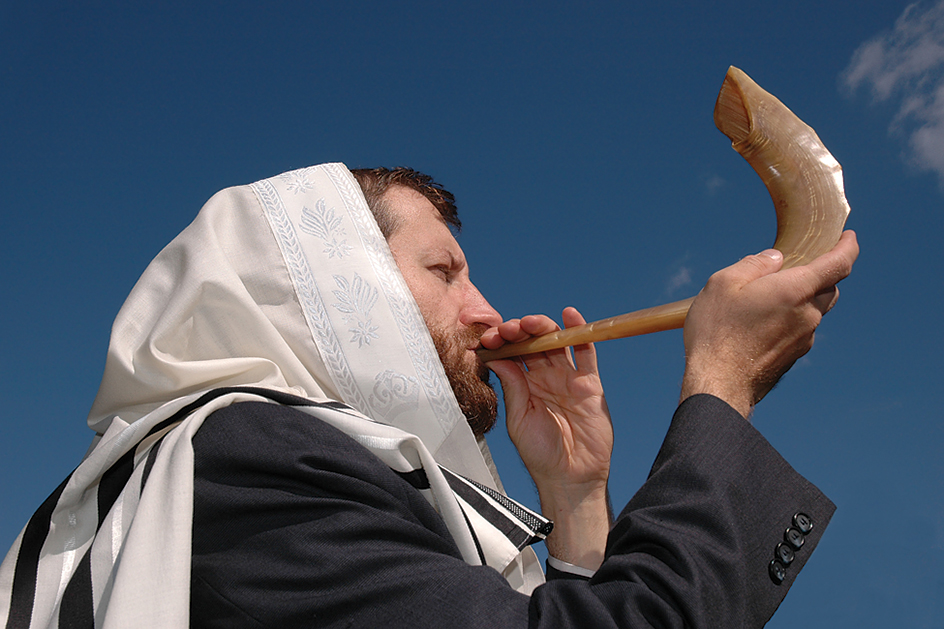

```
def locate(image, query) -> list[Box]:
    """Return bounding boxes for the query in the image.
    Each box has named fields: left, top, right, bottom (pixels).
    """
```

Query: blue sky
left=2, top=1, right=942, bottom=625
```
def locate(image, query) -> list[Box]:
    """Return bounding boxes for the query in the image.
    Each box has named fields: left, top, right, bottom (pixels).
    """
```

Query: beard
left=429, top=323, right=498, bottom=438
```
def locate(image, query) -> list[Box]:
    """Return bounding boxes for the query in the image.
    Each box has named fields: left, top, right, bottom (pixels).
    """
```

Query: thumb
left=486, top=360, right=529, bottom=418
left=728, top=248, right=784, bottom=285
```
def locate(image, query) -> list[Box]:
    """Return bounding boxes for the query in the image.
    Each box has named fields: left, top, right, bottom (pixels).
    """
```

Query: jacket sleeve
left=530, top=394, right=834, bottom=627
left=190, top=395, right=833, bottom=628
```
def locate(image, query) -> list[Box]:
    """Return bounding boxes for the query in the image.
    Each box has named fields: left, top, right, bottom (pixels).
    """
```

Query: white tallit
left=0, top=163, right=546, bottom=628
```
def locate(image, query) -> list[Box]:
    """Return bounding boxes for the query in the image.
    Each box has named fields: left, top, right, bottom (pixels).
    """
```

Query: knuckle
left=801, top=307, right=823, bottom=331
left=704, top=269, right=734, bottom=292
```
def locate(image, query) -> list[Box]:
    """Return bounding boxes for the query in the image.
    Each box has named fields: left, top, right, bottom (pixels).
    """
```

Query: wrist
left=537, top=478, right=609, bottom=526
left=680, top=358, right=753, bottom=420
left=538, top=483, right=611, bottom=571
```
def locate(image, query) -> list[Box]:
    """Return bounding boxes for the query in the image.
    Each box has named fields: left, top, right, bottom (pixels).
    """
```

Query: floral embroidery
left=280, top=170, right=315, bottom=195
left=301, top=199, right=353, bottom=259
left=332, top=273, right=380, bottom=347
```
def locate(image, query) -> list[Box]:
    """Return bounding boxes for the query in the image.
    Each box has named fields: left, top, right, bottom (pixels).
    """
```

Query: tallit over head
left=0, top=164, right=545, bottom=629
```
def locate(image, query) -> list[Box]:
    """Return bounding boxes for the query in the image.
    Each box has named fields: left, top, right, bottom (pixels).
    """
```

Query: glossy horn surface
left=714, top=66, right=851, bottom=269
left=478, top=67, right=850, bottom=361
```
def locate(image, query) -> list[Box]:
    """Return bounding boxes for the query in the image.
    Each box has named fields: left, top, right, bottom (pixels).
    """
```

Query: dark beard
left=430, top=324, right=498, bottom=438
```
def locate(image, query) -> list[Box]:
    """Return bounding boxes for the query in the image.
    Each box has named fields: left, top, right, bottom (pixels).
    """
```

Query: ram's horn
left=477, top=66, right=850, bottom=361
left=715, top=67, right=851, bottom=268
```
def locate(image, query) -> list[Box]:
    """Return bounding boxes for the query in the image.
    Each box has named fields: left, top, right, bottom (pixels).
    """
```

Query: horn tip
left=714, top=68, right=752, bottom=143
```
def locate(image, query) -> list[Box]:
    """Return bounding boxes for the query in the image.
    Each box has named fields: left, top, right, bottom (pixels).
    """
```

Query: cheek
left=398, top=267, right=432, bottom=304
left=400, top=272, right=452, bottom=329
left=420, top=297, right=461, bottom=334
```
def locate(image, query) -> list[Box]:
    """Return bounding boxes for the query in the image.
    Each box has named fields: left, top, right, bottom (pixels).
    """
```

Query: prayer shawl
left=0, top=164, right=548, bottom=628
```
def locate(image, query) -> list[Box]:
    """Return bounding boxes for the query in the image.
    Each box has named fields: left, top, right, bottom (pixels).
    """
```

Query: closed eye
left=431, top=265, right=453, bottom=283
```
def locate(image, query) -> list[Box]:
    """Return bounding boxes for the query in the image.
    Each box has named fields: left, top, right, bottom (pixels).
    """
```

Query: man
left=351, top=167, right=615, bottom=574
left=0, top=164, right=858, bottom=627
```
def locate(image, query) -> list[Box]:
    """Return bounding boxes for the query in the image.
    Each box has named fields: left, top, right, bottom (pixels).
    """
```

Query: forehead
left=383, top=186, right=463, bottom=258
left=383, top=186, right=447, bottom=229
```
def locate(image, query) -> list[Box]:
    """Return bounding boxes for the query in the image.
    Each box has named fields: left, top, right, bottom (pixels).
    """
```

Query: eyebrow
left=448, top=248, right=468, bottom=270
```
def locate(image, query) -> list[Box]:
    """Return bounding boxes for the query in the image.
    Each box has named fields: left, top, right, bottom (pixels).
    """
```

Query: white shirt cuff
left=546, top=555, right=597, bottom=578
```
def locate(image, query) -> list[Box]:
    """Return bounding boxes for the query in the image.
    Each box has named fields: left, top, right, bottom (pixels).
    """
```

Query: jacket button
left=775, top=542, right=795, bottom=566
left=784, top=527, right=805, bottom=550
left=793, top=512, right=813, bottom=534
left=768, top=559, right=786, bottom=585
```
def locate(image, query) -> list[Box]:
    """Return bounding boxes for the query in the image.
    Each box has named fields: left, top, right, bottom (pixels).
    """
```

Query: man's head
left=352, top=168, right=501, bottom=437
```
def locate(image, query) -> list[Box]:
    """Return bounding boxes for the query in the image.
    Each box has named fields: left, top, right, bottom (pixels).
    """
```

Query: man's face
left=383, top=186, right=503, bottom=437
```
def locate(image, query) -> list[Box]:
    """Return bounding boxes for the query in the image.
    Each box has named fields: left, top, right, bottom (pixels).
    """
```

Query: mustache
left=461, top=323, right=491, bottom=350
left=460, top=324, right=492, bottom=380
left=431, top=324, right=493, bottom=381
left=435, top=323, right=490, bottom=355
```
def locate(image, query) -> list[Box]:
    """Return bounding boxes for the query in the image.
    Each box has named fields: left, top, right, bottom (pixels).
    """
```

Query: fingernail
left=759, top=249, right=783, bottom=261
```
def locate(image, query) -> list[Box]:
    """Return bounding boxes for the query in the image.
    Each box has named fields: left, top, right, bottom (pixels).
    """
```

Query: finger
left=781, top=231, right=858, bottom=303
left=479, top=326, right=504, bottom=349
left=485, top=359, right=530, bottom=421
left=518, top=314, right=561, bottom=337
left=811, top=285, right=839, bottom=315
left=495, top=315, right=559, bottom=345
left=496, top=319, right=530, bottom=344
left=826, top=286, right=840, bottom=313
left=803, top=230, right=859, bottom=289
left=519, top=343, right=573, bottom=372
left=562, top=306, right=598, bottom=374
left=723, top=248, right=786, bottom=286
left=516, top=315, right=574, bottom=370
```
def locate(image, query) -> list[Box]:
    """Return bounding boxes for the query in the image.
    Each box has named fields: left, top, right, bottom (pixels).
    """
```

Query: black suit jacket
left=190, top=394, right=833, bottom=627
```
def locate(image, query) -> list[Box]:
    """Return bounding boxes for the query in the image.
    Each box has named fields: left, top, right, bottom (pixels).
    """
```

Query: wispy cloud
left=666, top=266, right=692, bottom=294
left=841, top=0, right=944, bottom=187
left=663, top=254, right=694, bottom=296
left=703, top=174, right=726, bottom=195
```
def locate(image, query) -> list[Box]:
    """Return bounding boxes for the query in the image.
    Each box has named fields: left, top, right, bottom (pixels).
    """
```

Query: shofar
left=478, top=66, right=851, bottom=361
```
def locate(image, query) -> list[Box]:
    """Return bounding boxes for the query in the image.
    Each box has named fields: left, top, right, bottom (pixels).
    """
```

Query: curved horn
left=478, top=66, right=850, bottom=361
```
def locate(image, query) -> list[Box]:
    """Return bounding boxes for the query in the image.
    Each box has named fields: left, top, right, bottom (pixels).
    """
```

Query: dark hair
left=350, top=167, right=461, bottom=238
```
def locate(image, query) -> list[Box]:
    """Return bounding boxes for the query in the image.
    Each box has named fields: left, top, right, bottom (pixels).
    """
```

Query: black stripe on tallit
left=5, top=473, right=72, bottom=629
left=56, top=445, right=138, bottom=628
left=58, top=386, right=345, bottom=625
left=139, top=387, right=348, bottom=490
left=458, top=473, right=553, bottom=537
left=97, top=448, right=137, bottom=528
left=456, top=502, right=487, bottom=565
left=58, top=551, right=93, bottom=629
left=144, top=386, right=351, bottom=438
left=441, top=469, right=547, bottom=550
left=3, top=386, right=364, bottom=628
left=139, top=433, right=165, bottom=493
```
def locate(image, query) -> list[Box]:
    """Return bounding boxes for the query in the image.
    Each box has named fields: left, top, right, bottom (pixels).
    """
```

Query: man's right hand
left=481, top=308, right=613, bottom=572
left=681, top=230, right=859, bottom=419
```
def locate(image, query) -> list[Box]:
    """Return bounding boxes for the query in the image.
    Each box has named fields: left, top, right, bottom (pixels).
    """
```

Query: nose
left=460, top=281, right=503, bottom=329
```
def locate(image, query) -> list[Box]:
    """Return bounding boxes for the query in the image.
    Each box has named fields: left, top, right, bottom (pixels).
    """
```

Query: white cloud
left=665, top=265, right=693, bottom=295
left=842, top=0, right=944, bottom=186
